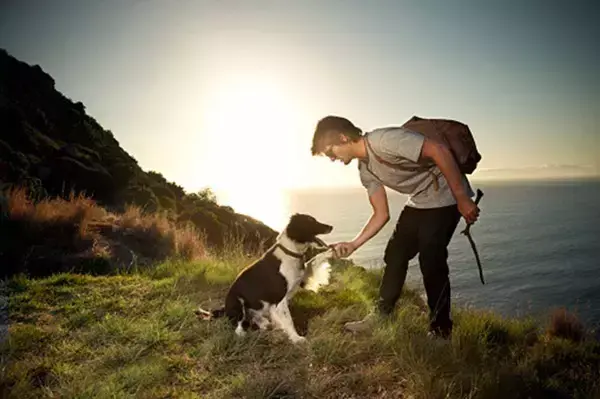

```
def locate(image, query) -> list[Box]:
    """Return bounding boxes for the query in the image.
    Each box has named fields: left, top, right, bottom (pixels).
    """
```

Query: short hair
left=311, top=116, right=362, bottom=155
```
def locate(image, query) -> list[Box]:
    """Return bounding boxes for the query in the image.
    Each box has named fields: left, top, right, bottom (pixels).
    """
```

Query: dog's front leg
left=269, top=299, right=305, bottom=344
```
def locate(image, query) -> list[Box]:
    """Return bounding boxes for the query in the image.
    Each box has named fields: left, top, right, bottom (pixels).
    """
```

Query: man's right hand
left=331, top=241, right=358, bottom=258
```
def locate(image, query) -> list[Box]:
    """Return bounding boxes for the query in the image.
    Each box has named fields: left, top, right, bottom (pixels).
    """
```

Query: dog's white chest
left=278, top=257, right=304, bottom=292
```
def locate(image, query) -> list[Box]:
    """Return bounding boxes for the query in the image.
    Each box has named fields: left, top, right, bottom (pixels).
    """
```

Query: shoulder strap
left=364, top=133, right=440, bottom=191
left=364, top=134, right=397, bottom=168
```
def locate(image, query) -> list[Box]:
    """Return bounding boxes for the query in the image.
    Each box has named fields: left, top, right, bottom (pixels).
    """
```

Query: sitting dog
left=196, top=213, right=334, bottom=343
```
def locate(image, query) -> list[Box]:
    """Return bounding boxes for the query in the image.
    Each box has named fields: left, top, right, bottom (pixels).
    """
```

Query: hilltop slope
left=4, top=258, right=600, bottom=398
left=0, top=49, right=276, bottom=256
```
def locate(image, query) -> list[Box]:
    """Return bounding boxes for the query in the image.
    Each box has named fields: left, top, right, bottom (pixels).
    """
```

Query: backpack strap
left=364, top=134, right=439, bottom=191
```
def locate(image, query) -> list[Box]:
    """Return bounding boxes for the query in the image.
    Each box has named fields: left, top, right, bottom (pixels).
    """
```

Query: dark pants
left=378, top=204, right=461, bottom=336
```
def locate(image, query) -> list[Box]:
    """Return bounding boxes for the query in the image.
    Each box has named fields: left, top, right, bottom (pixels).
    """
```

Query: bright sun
left=200, top=74, right=299, bottom=231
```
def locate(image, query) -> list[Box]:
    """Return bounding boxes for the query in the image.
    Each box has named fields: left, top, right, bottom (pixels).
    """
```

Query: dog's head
left=285, top=213, right=333, bottom=245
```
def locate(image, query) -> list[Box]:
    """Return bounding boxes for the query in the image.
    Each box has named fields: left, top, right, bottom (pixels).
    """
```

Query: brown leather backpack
left=401, top=116, right=482, bottom=174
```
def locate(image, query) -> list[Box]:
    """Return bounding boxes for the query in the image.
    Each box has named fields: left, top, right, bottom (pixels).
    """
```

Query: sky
left=1, top=0, right=599, bottom=222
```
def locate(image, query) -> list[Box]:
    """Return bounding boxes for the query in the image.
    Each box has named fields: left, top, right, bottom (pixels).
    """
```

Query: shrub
left=546, top=307, right=585, bottom=342
left=0, top=187, right=206, bottom=278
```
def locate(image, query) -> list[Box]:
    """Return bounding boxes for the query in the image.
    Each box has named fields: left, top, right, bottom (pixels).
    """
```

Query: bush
left=113, top=205, right=206, bottom=265
left=546, top=307, right=585, bottom=342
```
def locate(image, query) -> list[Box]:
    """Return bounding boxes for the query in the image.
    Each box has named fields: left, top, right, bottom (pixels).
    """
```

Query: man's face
left=322, top=134, right=354, bottom=165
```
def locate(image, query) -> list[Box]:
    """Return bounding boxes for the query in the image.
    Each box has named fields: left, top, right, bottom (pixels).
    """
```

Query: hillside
left=0, top=48, right=276, bottom=265
left=4, top=256, right=600, bottom=398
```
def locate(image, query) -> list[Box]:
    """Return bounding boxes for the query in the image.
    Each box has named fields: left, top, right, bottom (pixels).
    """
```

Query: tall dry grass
left=546, top=307, right=585, bottom=342
left=5, top=187, right=103, bottom=241
left=111, top=205, right=206, bottom=264
left=1, top=187, right=207, bottom=277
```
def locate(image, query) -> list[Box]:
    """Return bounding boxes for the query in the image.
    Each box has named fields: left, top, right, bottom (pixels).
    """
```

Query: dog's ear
left=288, top=213, right=302, bottom=224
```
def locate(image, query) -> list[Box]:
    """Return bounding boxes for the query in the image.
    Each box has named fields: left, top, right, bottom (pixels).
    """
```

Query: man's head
left=311, top=116, right=363, bottom=165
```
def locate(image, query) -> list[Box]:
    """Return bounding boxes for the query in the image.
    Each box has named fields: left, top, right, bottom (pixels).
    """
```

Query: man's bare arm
left=420, top=137, right=479, bottom=224
left=332, top=185, right=390, bottom=258
left=352, top=185, right=390, bottom=248
left=420, top=138, right=470, bottom=201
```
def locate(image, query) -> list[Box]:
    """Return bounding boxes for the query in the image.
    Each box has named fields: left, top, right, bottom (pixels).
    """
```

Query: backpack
left=400, top=115, right=482, bottom=174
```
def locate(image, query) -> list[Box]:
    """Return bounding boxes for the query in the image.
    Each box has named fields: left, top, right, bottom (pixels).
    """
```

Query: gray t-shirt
left=358, top=127, right=474, bottom=209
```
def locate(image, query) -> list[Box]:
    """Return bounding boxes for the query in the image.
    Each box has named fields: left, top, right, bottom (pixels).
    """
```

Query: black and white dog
left=196, top=213, right=334, bottom=343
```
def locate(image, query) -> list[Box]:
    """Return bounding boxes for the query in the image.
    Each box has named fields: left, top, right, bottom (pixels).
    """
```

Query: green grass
left=3, top=257, right=600, bottom=399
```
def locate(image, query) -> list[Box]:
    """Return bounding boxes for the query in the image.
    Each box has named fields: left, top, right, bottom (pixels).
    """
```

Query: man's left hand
left=331, top=241, right=357, bottom=258
left=458, top=197, right=480, bottom=225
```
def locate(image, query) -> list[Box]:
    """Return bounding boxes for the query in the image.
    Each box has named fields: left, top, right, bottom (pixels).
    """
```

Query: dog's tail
left=195, top=297, right=249, bottom=327
left=195, top=306, right=226, bottom=320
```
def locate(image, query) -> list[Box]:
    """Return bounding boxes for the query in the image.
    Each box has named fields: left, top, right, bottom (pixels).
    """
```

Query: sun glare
left=216, top=187, right=290, bottom=232
left=200, top=74, right=299, bottom=231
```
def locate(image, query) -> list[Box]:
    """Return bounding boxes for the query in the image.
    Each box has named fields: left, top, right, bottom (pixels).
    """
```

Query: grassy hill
left=0, top=48, right=276, bottom=276
left=4, top=252, right=600, bottom=398
left=2, top=188, right=599, bottom=399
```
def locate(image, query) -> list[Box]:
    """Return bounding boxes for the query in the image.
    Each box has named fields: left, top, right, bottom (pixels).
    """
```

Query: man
left=310, top=115, right=480, bottom=338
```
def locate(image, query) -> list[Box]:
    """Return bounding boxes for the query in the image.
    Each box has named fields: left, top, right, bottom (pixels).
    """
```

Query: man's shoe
left=427, top=328, right=451, bottom=340
left=343, top=312, right=382, bottom=333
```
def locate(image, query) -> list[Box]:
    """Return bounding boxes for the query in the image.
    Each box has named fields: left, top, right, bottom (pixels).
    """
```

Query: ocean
left=282, top=179, right=600, bottom=328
